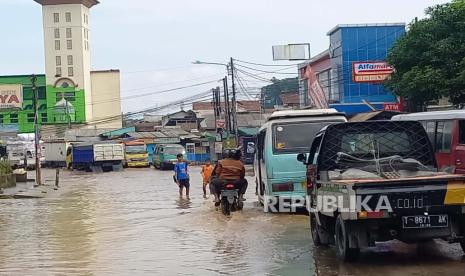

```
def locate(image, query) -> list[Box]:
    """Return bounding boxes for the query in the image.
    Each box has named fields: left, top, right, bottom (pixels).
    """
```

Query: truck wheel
left=335, top=215, right=360, bottom=262
left=310, top=213, right=321, bottom=246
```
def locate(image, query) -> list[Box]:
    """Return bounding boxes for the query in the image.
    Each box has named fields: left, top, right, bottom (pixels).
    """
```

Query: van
left=254, top=109, right=347, bottom=212
left=392, top=110, right=465, bottom=173
left=153, top=144, right=186, bottom=170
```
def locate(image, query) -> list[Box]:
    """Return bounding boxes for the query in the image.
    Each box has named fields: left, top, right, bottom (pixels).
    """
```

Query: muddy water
left=0, top=168, right=464, bottom=275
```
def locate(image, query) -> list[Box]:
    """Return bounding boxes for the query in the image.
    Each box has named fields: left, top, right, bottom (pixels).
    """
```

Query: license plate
left=402, top=214, right=448, bottom=229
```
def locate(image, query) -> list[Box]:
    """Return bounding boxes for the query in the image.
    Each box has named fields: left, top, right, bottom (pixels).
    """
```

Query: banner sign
left=0, top=84, right=23, bottom=109
left=352, top=62, right=394, bottom=83
left=383, top=103, right=402, bottom=112
left=304, top=67, right=328, bottom=109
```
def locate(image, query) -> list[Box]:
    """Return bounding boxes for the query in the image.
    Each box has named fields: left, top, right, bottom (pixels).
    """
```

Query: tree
left=385, top=0, right=465, bottom=111
left=261, top=77, right=298, bottom=109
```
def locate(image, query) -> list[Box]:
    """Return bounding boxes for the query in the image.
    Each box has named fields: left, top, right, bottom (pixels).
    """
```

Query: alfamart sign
left=0, top=84, right=22, bottom=109
left=352, top=61, right=394, bottom=83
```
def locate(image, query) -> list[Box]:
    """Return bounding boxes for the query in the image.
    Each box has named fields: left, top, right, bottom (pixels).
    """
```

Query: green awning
left=238, top=127, right=259, bottom=137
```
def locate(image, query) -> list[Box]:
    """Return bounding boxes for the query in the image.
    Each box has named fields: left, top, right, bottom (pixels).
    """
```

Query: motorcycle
left=220, top=182, right=243, bottom=216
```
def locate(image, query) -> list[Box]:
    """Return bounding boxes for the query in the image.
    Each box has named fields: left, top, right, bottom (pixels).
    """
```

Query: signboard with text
left=352, top=62, right=394, bottom=83
left=383, top=103, right=403, bottom=112
left=0, top=84, right=23, bottom=109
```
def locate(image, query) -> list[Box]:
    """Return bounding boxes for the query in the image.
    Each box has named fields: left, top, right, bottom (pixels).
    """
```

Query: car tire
left=335, top=215, right=360, bottom=262
left=310, top=213, right=322, bottom=246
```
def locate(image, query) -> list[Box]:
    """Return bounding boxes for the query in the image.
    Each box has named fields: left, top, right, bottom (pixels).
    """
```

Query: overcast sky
left=0, top=0, right=449, bottom=113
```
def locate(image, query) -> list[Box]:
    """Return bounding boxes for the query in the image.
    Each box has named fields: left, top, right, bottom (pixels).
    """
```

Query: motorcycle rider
left=211, top=148, right=248, bottom=206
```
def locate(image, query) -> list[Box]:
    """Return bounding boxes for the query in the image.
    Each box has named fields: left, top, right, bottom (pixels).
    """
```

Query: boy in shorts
left=174, top=153, right=190, bottom=199
left=201, top=160, right=214, bottom=199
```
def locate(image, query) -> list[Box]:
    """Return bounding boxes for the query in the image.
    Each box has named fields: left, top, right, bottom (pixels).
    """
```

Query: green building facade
left=0, top=75, right=86, bottom=133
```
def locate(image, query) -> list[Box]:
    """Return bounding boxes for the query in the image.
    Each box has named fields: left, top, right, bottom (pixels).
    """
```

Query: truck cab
left=123, top=140, right=149, bottom=168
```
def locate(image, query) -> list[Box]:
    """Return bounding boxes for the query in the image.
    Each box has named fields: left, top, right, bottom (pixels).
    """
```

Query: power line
left=234, top=59, right=300, bottom=67
left=235, top=63, right=298, bottom=75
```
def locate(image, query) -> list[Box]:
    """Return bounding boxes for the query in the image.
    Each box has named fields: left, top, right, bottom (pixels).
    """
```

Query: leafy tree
left=385, top=0, right=465, bottom=111
left=261, top=77, right=298, bottom=109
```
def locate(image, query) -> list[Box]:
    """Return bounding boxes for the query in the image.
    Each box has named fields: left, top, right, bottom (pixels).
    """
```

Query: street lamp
left=191, top=60, right=229, bottom=68
left=192, top=59, right=239, bottom=146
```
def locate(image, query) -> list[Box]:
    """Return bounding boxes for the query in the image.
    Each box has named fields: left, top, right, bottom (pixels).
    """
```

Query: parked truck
left=122, top=140, right=149, bottom=168
left=66, top=142, right=125, bottom=172
left=297, top=121, right=465, bottom=261
left=43, top=140, right=69, bottom=168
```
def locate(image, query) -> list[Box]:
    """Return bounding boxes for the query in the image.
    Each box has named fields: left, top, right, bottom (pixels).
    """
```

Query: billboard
left=272, top=43, right=310, bottom=61
left=352, top=61, right=394, bottom=83
left=0, top=84, right=23, bottom=109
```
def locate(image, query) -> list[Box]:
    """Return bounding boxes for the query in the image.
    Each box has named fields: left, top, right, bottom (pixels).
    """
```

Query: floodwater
left=0, top=168, right=464, bottom=275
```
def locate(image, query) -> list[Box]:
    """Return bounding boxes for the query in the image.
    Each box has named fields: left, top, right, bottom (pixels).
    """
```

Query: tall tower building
left=34, top=0, right=122, bottom=130
left=35, top=0, right=98, bottom=122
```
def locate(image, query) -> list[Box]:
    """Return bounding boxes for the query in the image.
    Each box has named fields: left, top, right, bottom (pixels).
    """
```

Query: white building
left=34, top=0, right=122, bottom=129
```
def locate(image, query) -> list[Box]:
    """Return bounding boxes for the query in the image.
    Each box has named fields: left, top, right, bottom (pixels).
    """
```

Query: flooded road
left=0, top=167, right=464, bottom=275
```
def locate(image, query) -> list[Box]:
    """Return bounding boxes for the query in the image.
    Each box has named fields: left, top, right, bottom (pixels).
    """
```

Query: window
left=68, top=67, right=74, bottom=77
left=273, top=122, right=336, bottom=154
left=41, top=113, right=48, bottom=123
left=56, top=67, right=62, bottom=76
left=67, top=40, right=72, bottom=50
left=56, top=56, right=61, bottom=66
left=459, top=120, right=465, bottom=144
left=67, top=55, right=73, bottom=65
left=65, top=12, right=71, bottom=22
left=53, top=13, right=59, bottom=23
left=27, top=113, right=35, bottom=123
left=55, top=40, right=60, bottom=50
left=10, top=114, right=18, bottom=124
left=66, top=28, right=72, bottom=38
left=56, top=92, right=75, bottom=102
left=436, top=121, right=453, bottom=153
left=425, top=121, right=436, bottom=146
left=54, top=28, right=60, bottom=39
left=86, top=40, right=89, bottom=51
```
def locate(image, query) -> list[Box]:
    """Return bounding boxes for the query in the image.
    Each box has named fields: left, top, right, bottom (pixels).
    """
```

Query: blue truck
left=66, top=142, right=125, bottom=172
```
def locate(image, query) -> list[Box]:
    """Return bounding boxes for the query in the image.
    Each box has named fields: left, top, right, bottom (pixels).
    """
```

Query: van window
left=273, top=122, right=332, bottom=154
left=257, top=130, right=266, bottom=160
left=436, top=121, right=452, bottom=153
left=459, top=120, right=465, bottom=144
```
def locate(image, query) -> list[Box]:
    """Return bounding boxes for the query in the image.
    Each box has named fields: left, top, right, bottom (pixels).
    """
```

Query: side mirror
left=297, top=153, right=308, bottom=164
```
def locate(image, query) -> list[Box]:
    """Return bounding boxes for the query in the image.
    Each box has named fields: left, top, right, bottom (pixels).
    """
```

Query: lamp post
left=192, top=59, right=239, bottom=146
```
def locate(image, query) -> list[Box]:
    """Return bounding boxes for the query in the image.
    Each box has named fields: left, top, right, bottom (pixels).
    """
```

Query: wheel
left=335, top=215, right=360, bottom=262
left=460, top=240, right=465, bottom=254
left=310, top=213, right=321, bottom=246
left=222, top=199, right=231, bottom=216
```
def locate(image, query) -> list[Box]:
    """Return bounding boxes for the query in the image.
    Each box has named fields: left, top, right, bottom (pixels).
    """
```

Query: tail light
left=307, top=165, right=317, bottom=192
left=225, top=184, right=235, bottom=189
left=272, top=183, right=294, bottom=192
left=358, top=211, right=386, bottom=219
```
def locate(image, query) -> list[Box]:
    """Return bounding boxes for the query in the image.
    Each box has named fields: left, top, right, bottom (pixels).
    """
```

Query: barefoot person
left=174, top=154, right=190, bottom=199
left=201, top=160, right=214, bottom=199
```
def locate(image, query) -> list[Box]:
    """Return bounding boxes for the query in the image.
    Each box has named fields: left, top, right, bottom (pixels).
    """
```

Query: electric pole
left=223, top=77, right=231, bottom=135
left=230, top=57, right=239, bottom=145
left=31, top=75, right=42, bottom=186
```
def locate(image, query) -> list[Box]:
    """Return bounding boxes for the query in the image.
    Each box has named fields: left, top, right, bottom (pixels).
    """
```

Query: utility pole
left=223, top=77, right=231, bottom=135
left=31, top=75, right=42, bottom=186
left=230, top=57, right=239, bottom=145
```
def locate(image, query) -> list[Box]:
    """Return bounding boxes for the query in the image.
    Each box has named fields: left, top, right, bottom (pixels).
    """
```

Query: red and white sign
left=216, top=119, right=225, bottom=129
left=353, top=61, right=394, bottom=83
left=304, top=67, right=328, bottom=109
left=0, top=84, right=22, bottom=109
left=383, top=103, right=402, bottom=112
